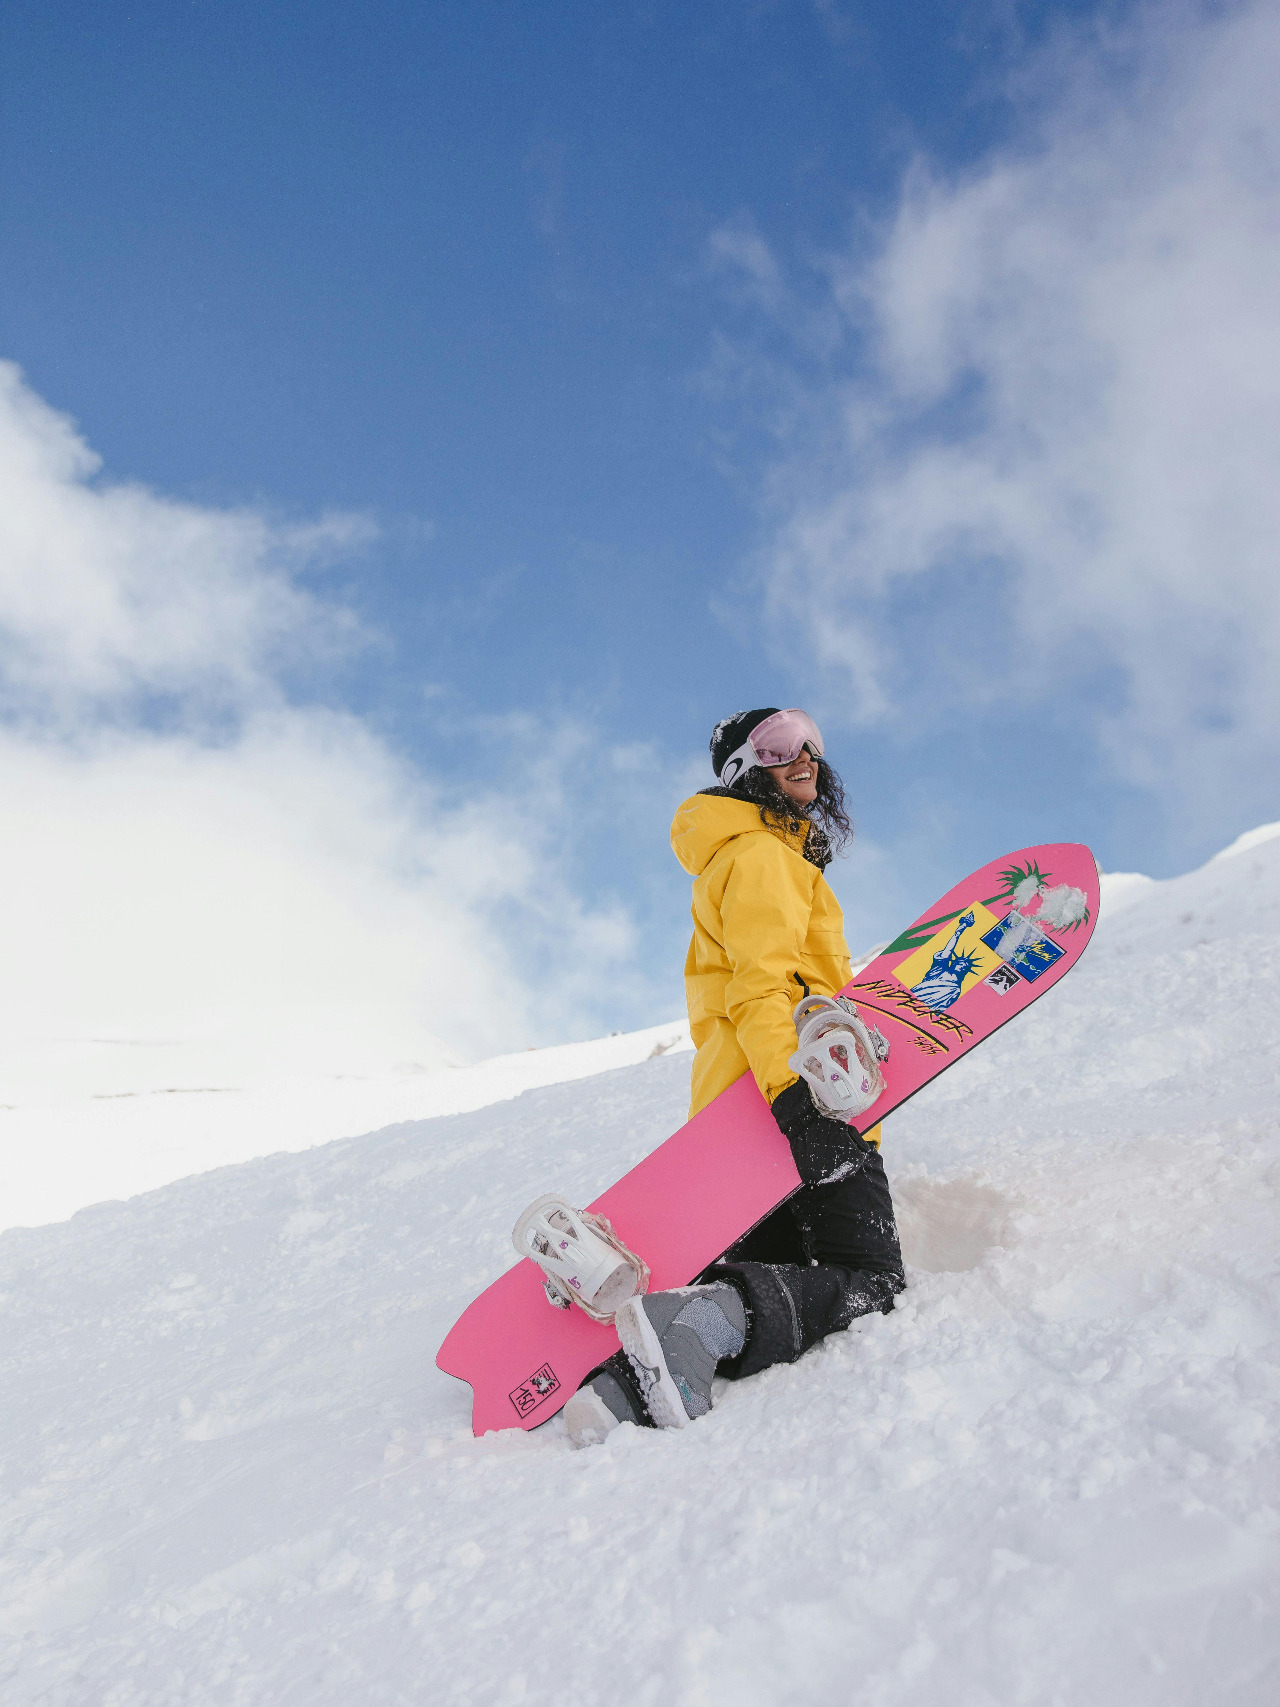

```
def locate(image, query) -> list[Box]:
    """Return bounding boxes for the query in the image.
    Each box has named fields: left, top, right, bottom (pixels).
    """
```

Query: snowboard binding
left=511, top=1194, right=650, bottom=1323
left=788, top=994, right=889, bottom=1121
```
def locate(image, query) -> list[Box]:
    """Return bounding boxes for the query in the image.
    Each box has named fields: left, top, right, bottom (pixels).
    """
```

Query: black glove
left=771, top=1078, right=876, bottom=1188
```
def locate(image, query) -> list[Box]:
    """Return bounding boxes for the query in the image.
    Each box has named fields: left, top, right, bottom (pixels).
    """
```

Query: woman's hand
left=770, top=1079, right=877, bottom=1187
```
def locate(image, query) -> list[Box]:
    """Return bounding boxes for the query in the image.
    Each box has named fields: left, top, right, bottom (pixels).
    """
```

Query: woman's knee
left=793, top=1170, right=903, bottom=1278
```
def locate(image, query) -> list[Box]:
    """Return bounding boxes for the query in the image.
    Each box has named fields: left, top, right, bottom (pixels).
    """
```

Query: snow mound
left=1098, top=868, right=1156, bottom=912
left=1211, top=819, right=1280, bottom=861
left=1, top=832, right=1278, bottom=1705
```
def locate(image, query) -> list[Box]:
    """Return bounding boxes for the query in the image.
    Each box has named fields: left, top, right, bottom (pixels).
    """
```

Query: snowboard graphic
left=437, top=843, right=1098, bottom=1434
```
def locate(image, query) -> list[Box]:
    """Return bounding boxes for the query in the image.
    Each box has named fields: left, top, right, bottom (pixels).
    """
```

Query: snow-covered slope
left=2, top=831, right=1278, bottom=1705
left=0, top=1018, right=691, bottom=1232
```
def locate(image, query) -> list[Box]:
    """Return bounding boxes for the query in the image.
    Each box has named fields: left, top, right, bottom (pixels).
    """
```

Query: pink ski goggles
left=719, top=709, right=825, bottom=786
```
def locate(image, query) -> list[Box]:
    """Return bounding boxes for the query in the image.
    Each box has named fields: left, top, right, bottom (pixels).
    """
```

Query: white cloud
left=707, top=214, right=789, bottom=315
left=754, top=1, right=1280, bottom=835
left=0, top=366, right=640, bottom=1106
left=0, top=365, right=368, bottom=726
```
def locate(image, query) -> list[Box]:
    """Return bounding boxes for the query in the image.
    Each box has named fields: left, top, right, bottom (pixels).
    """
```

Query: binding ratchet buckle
left=511, top=1195, right=650, bottom=1323
left=788, top=993, right=889, bottom=1120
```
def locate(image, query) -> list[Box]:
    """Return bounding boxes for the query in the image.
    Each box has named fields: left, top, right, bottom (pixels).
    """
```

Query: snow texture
left=1012, top=873, right=1042, bottom=908
left=1033, top=882, right=1089, bottom=929
left=710, top=712, right=745, bottom=750
left=0, top=1020, right=691, bottom=1233
left=2, top=833, right=1278, bottom=1704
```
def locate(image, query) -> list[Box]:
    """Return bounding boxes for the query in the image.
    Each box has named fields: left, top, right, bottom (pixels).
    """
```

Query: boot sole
left=614, top=1297, right=689, bottom=1430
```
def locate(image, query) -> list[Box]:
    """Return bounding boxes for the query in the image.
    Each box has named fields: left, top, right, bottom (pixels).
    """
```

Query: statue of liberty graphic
left=910, top=910, right=982, bottom=1010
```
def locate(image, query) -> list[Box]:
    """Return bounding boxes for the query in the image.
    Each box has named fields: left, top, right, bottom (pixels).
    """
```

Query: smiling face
left=766, top=744, right=819, bottom=806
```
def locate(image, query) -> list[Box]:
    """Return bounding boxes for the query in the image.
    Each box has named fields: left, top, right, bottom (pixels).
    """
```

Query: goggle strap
left=718, top=738, right=760, bottom=787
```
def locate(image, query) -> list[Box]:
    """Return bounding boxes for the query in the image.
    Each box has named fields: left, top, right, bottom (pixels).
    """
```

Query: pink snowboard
left=437, top=842, right=1098, bottom=1434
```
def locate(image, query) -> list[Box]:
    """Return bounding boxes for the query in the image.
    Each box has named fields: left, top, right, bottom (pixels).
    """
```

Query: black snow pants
left=701, top=1144, right=905, bottom=1379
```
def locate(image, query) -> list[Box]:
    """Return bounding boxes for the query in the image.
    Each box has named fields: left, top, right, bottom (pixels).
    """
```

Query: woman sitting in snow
left=563, top=707, right=905, bottom=1445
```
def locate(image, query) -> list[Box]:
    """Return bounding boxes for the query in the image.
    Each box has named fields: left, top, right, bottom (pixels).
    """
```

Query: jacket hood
left=670, top=791, right=808, bottom=877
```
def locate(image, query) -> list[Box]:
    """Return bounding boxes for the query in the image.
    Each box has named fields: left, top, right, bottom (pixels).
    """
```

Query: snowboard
left=437, top=842, right=1099, bottom=1434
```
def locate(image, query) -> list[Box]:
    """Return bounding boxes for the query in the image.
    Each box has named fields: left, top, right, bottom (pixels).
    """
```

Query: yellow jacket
left=672, top=791, right=863, bottom=1124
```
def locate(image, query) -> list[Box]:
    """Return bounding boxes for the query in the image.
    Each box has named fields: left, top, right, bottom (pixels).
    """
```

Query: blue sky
left=1, top=0, right=1277, bottom=1061
left=3, top=0, right=1061, bottom=732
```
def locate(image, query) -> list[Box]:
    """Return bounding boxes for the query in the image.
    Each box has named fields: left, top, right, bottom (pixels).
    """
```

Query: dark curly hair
left=710, top=759, right=854, bottom=870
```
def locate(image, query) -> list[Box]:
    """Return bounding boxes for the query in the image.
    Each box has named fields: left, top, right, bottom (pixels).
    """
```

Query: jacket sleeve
left=716, top=833, right=815, bottom=1105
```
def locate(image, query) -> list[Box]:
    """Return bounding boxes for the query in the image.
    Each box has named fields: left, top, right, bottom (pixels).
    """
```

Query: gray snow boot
left=563, top=1356, right=650, bottom=1448
left=615, top=1283, right=747, bottom=1429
